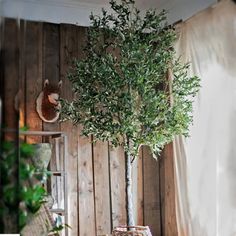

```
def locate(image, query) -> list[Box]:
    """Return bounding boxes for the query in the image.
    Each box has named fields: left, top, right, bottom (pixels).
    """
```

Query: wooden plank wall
left=0, top=18, right=177, bottom=236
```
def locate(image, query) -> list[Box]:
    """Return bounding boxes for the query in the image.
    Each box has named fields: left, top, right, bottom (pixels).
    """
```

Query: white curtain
left=174, top=1, right=236, bottom=235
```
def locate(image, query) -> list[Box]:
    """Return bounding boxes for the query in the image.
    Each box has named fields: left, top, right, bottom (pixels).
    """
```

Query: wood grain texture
left=60, top=24, right=79, bottom=236
left=160, top=143, right=178, bottom=236
left=25, top=21, right=43, bottom=143
left=0, top=18, right=4, bottom=105
left=2, top=18, right=19, bottom=140
left=19, top=20, right=26, bottom=131
left=42, top=22, right=60, bottom=133
left=78, top=127, right=96, bottom=236
left=109, top=145, right=127, bottom=228
left=1, top=19, right=179, bottom=236
left=93, top=141, right=111, bottom=235
left=1, top=17, right=19, bottom=233
left=76, top=26, right=97, bottom=236
left=42, top=22, right=60, bottom=219
left=143, top=146, right=162, bottom=236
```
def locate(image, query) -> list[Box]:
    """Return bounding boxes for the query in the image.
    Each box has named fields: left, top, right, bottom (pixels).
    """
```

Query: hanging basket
left=112, top=226, right=152, bottom=236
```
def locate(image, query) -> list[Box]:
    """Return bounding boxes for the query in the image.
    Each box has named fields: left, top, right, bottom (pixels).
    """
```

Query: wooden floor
left=0, top=18, right=177, bottom=236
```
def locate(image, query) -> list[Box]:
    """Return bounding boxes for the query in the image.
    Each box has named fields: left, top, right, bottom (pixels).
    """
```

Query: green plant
left=61, top=0, right=200, bottom=226
left=0, top=141, right=49, bottom=231
left=49, top=215, right=72, bottom=235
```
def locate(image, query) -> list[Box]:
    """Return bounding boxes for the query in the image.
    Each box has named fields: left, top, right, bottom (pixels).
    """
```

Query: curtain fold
left=174, top=1, right=236, bottom=235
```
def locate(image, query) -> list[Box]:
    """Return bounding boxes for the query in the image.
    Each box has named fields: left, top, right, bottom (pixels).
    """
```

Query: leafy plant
left=49, top=215, right=72, bottom=235
left=0, top=141, right=49, bottom=231
left=61, top=0, right=200, bottom=226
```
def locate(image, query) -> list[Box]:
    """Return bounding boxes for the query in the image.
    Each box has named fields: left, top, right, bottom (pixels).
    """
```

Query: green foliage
left=49, top=215, right=72, bottom=235
left=61, top=0, right=200, bottom=158
left=0, top=141, right=49, bottom=230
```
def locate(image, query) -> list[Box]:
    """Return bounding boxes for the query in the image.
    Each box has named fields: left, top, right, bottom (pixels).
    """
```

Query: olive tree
left=61, top=0, right=200, bottom=226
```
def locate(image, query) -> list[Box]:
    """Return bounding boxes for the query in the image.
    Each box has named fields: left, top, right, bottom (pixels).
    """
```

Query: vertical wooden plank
left=43, top=22, right=60, bottom=200
left=160, top=143, right=178, bottom=236
left=43, top=22, right=60, bottom=132
left=42, top=23, right=60, bottom=231
left=93, top=141, right=111, bottom=235
left=77, top=26, right=96, bottom=236
left=1, top=18, right=19, bottom=233
left=132, top=148, right=144, bottom=226
left=60, top=24, right=79, bottom=236
left=19, top=20, right=26, bottom=131
left=143, top=146, right=162, bottom=236
left=110, top=145, right=127, bottom=228
left=25, top=21, right=43, bottom=143
left=0, top=17, right=4, bottom=127
left=2, top=19, right=19, bottom=140
left=78, top=128, right=96, bottom=236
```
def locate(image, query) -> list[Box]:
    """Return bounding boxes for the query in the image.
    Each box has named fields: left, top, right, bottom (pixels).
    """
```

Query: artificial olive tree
left=61, top=0, right=200, bottom=226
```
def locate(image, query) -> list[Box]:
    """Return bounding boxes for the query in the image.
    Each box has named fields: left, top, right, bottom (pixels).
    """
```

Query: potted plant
left=61, top=0, right=200, bottom=234
left=0, top=140, right=68, bottom=235
left=0, top=141, right=48, bottom=232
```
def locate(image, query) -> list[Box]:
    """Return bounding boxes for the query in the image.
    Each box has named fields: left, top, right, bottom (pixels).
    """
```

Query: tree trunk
left=125, top=150, right=135, bottom=226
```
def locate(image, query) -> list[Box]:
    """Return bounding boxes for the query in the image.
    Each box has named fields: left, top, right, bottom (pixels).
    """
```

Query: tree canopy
left=61, top=0, right=200, bottom=159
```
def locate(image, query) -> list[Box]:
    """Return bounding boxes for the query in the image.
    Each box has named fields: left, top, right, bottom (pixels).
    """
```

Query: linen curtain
left=174, top=1, right=236, bottom=235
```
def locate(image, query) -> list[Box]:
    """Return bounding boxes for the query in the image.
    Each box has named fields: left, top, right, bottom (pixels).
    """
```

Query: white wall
left=0, top=0, right=216, bottom=26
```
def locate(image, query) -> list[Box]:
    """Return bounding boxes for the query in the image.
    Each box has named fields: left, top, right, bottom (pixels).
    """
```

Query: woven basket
left=112, top=226, right=152, bottom=236
left=21, top=204, right=57, bottom=236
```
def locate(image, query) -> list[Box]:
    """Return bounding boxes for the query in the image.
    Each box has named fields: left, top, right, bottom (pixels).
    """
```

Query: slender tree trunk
left=125, top=149, right=135, bottom=226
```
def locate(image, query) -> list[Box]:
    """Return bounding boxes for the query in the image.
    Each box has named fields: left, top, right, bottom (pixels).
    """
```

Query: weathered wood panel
left=1, top=19, right=178, bottom=236
left=78, top=128, right=96, bottom=236
left=143, top=146, right=162, bottom=236
left=42, top=22, right=61, bottom=225
left=19, top=20, right=26, bottom=131
left=76, top=26, right=97, bottom=236
left=60, top=24, right=79, bottom=236
left=0, top=17, right=19, bottom=233
left=2, top=18, right=19, bottom=140
left=25, top=21, right=43, bottom=143
left=43, top=23, right=60, bottom=133
left=0, top=18, right=4, bottom=106
left=160, top=143, right=178, bottom=236
left=93, top=141, right=111, bottom=235
left=110, top=145, right=127, bottom=228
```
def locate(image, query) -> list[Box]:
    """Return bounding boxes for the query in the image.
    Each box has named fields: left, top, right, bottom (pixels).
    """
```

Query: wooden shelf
left=50, top=208, right=66, bottom=214
left=21, top=130, right=69, bottom=236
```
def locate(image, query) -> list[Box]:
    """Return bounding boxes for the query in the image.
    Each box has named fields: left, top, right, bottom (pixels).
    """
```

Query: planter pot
left=112, top=226, right=152, bottom=236
left=21, top=204, right=55, bottom=236
left=32, top=143, right=52, bottom=169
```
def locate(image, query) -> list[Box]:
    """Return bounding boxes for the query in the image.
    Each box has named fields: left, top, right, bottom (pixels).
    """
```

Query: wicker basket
left=112, top=226, right=152, bottom=236
left=21, top=204, right=57, bottom=236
